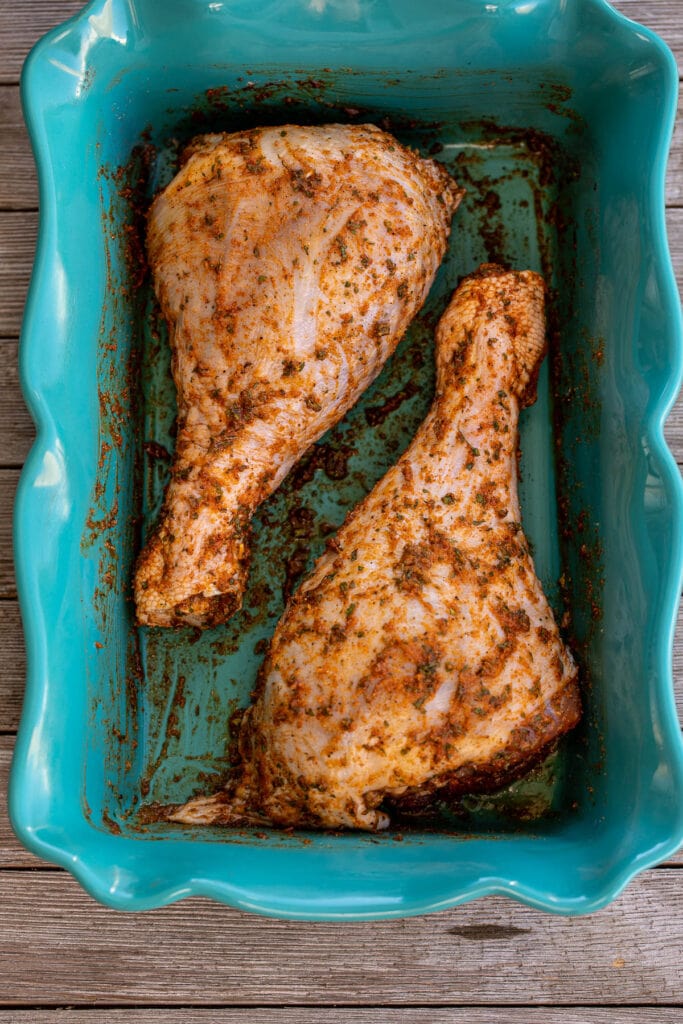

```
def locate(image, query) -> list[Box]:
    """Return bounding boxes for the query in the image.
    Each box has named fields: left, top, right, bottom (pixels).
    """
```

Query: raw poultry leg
left=135, top=124, right=462, bottom=627
left=172, top=264, right=580, bottom=830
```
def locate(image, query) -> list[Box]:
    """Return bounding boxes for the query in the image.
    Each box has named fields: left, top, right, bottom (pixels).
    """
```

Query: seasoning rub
left=173, top=264, right=581, bottom=830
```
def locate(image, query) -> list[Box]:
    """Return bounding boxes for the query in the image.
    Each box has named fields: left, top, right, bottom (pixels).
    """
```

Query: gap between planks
left=0, top=1010, right=682, bottom=1023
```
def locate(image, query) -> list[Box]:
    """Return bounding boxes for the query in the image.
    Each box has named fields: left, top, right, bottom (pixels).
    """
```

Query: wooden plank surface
left=0, top=339, right=33, bottom=465
left=1, top=1013, right=682, bottom=1024
left=0, top=470, right=18, bottom=599
left=0, top=2, right=85, bottom=86
left=0, top=0, right=682, bottom=1018
left=609, top=1, right=683, bottom=69
left=0, top=211, right=36, bottom=337
left=0, top=736, right=51, bottom=867
left=0, top=86, right=37, bottom=210
left=673, top=601, right=683, bottom=728
left=0, top=603, right=25, bottom=733
left=670, top=114, right=683, bottom=206
left=0, top=869, right=681, bottom=1006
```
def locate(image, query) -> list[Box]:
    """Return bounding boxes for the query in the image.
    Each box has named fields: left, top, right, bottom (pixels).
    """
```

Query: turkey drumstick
left=135, top=124, right=462, bottom=627
left=172, top=264, right=581, bottom=831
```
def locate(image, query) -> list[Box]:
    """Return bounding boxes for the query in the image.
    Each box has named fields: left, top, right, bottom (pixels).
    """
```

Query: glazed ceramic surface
left=11, top=0, right=683, bottom=917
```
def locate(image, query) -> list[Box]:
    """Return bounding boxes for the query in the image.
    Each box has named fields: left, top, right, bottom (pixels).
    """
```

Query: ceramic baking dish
left=10, top=0, right=683, bottom=917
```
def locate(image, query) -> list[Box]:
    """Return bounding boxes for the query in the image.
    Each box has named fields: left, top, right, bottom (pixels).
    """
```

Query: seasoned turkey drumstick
left=172, top=264, right=581, bottom=831
left=135, top=124, right=462, bottom=627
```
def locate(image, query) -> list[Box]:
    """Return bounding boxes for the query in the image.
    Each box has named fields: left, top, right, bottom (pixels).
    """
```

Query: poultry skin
left=135, top=124, right=462, bottom=627
left=172, top=264, right=581, bottom=831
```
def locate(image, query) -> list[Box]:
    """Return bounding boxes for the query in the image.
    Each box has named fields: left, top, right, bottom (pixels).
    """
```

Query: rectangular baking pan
left=10, top=0, right=683, bottom=917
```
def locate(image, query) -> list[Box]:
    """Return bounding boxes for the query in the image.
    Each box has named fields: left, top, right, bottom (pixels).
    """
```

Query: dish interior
left=83, top=71, right=603, bottom=839
left=14, top=0, right=683, bottom=915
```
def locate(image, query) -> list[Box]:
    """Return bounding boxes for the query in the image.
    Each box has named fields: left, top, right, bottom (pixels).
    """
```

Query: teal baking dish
left=10, top=0, right=683, bottom=918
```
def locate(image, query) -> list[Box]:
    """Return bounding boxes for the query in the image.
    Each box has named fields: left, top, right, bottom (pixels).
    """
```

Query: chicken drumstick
left=135, top=124, right=462, bottom=627
left=173, top=264, right=580, bottom=829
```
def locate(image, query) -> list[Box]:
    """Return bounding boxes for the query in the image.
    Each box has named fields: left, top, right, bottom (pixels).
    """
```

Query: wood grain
left=0, top=339, right=34, bottom=464
left=0, top=738, right=35, bottom=868
left=1, top=1013, right=682, bottom=1023
left=669, top=114, right=683, bottom=206
left=666, top=409, right=683, bottom=462
left=0, top=212, right=35, bottom=337
left=0, top=1, right=681, bottom=1017
left=0, top=736, right=45, bottom=867
left=0, top=2, right=85, bottom=86
left=0, top=87, right=36, bottom=210
left=0, top=869, right=681, bottom=1005
left=673, top=600, right=683, bottom=728
left=0, top=471, right=18, bottom=599
left=610, top=0, right=683, bottom=68
left=0, top=603, right=25, bottom=732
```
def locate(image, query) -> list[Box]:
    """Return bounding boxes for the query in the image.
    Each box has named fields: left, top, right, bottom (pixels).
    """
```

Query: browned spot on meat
left=394, top=542, right=432, bottom=594
left=477, top=647, right=511, bottom=682
left=495, top=601, right=531, bottom=635
left=401, top=462, right=414, bottom=486
left=358, top=638, right=442, bottom=706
